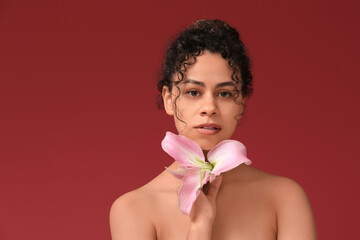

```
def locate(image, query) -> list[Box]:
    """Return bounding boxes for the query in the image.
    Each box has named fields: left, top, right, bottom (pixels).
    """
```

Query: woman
left=110, top=19, right=317, bottom=240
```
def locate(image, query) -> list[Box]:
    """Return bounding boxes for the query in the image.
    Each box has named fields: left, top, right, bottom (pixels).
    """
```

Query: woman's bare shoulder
left=110, top=177, right=162, bottom=217
left=259, top=170, right=314, bottom=216
left=235, top=165, right=312, bottom=205
left=250, top=167, right=310, bottom=201
left=109, top=182, right=160, bottom=239
left=111, top=169, right=170, bottom=206
left=239, top=165, right=304, bottom=189
left=110, top=171, right=172, bottom=220
left=242, top=165, right=317, bottom=238
left=111, top=187, right=152, bottom=209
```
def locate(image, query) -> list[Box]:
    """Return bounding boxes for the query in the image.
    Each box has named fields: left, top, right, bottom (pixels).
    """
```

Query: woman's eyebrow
left=215, top=81, right=235, bottom=88
left=182, top=79, right=234, bottom=88
left=182, top=79, right=205, bottom=87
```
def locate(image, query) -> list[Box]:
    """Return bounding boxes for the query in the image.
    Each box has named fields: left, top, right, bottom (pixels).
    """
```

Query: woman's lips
left=194, top=124, right=221, bottom=135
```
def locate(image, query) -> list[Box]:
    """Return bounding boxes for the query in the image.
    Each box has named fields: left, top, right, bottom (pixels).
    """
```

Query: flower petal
left=161, top=131, right=205, bottom=166
left=207, top=140, right=252, bottom=175
left=165, top=166, right=189, bottom=179
left=178, top=171, right=202, bottom=216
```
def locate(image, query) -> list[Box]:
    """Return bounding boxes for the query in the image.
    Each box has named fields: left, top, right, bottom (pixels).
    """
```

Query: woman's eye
left=218, top=91, right=232, bottom=98
left=187, top=90, right=200, bottom=97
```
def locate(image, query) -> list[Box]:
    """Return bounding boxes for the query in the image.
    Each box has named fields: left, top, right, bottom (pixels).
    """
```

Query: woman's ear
left=162, top=86, right=174, bottom=116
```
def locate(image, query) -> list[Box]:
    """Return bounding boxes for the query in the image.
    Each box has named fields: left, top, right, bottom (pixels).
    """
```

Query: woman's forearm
left=186, top=176, right=222, bottom=240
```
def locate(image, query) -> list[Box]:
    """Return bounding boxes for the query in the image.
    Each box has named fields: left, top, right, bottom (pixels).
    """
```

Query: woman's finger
left=205, top=175, right=223, bottom=201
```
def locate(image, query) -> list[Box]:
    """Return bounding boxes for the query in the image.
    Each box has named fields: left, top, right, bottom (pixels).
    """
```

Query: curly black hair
left=156, top=19, right=253, bottom=120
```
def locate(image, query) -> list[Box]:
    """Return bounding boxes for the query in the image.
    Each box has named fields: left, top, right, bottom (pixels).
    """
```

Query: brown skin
left=110, top=163, right=317, bottom=239
left=110, top=52, right=317, bottom=239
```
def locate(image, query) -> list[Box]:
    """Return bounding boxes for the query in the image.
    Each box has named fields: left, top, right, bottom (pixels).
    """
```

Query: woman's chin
left=178, top=131, right=224, bottom=150
left=197, top=138, right=220, bottom=151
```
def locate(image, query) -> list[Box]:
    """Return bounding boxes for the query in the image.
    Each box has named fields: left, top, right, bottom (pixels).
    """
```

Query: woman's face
left=162, top=51, right=244, bottom=150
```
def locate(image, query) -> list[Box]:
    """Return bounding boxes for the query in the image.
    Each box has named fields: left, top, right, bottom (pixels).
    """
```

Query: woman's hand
left=186, top=175, right=223, bottom=240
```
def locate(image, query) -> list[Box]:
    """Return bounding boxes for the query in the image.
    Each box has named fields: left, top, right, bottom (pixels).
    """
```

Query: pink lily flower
left=161, top=131, right=252, bottom=216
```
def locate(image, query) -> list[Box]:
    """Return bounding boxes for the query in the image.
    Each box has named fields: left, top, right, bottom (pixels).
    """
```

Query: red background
left=0, top=0, right=359, bottom=239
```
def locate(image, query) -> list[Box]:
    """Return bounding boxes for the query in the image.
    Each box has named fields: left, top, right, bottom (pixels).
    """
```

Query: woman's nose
left=200, top=95, right=218, bottom=117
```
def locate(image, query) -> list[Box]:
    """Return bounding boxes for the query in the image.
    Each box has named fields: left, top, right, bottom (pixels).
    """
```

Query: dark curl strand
left=156, top=19, right=253, bottom=120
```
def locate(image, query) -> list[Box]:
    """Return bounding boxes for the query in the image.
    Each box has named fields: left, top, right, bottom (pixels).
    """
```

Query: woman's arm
left=109, top=191, right=157, bottom=240
left=186, top=175, right=223, bottom=240
left=275, top=177, right=317, bottom=240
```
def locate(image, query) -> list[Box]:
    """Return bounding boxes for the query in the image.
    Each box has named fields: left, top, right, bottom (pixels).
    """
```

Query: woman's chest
left=154, top=191, right=277, bottom=240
